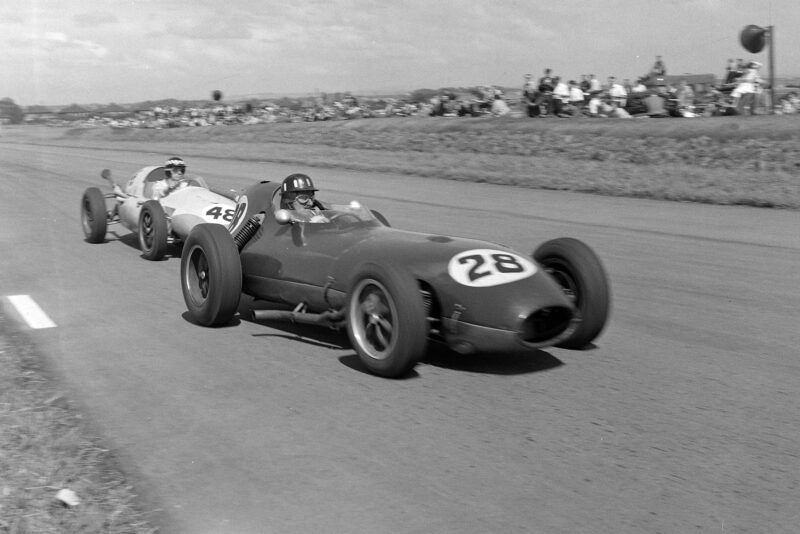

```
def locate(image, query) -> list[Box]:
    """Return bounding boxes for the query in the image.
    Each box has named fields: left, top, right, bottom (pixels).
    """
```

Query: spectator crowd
left=34, top=55, right=800, bottom=129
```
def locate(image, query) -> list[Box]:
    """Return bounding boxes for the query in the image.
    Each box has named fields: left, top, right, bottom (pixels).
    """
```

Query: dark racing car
left=180, top=177, right=611, bottom=378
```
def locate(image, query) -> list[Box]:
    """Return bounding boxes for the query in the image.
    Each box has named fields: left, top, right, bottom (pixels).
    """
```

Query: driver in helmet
left=280, top=173, right=329, bottom=223
left=151, top=156, right=188, bottom=198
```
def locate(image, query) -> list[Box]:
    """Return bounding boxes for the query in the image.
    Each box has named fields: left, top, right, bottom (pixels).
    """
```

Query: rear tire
left=138, top=200, right=169, bottom=261
left=181, top=224, right=242, bottom=326
left=81, top=187, right=107, bottom=243
left=346, top=263, right=427, bottom=377
left=534, top=238, right=611, bottom=349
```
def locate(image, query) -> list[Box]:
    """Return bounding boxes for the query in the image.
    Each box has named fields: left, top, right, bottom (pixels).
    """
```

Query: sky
left=1, top=0, right=797, bottom=106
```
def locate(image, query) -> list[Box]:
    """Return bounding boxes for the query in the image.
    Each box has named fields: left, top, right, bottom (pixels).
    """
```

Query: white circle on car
left=448, top=249, right=537, bottom=287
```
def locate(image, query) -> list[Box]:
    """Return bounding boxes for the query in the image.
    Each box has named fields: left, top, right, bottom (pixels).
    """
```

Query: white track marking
left=7, top=295, right=57, bottom=329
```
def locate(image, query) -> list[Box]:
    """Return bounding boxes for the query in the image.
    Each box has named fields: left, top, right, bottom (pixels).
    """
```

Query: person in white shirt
left=552, top=77, right=570, bottom=116
left=631, top=78, right=648, bottom=93
left=608, top=77, right=628, bottom=109
left=731, top=61, right=763, bottom=115
left=567, top=80, right=586, bottom=117
left=490, top=94, right=510, bottom=116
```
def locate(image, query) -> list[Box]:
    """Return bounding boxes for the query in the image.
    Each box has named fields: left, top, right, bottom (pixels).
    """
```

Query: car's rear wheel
left=534, top=237, right=611, bottom=349
left=81, top=187, right=107, bottom=243
left=138, top=200, right=169, bottom=261
left=346, top=263, right=428, bottom=378
left=181, top=223, right=242, bottom=326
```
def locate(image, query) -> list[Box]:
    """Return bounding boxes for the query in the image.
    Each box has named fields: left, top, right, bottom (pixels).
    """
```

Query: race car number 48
left=448, top=249, right=536, bottom=287
left=204, top=205, right=236, bottom=222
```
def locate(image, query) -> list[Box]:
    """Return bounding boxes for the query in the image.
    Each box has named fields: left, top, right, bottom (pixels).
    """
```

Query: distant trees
left=0, top=97, right=24, bottom=124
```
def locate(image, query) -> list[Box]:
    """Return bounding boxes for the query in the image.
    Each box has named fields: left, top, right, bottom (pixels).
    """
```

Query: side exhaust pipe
left=251, top=309, right=345, bottom=329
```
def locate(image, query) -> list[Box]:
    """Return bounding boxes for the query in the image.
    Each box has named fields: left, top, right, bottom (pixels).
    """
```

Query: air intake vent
left=520, top=307, right=573, bottom=343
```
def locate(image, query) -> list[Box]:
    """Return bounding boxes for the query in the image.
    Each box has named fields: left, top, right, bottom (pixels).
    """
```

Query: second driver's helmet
left=165, top=156, right=186, bottom=176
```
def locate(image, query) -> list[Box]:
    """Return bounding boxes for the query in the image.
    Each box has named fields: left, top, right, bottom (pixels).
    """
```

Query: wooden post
left=768, top=26, right=775, bottom=114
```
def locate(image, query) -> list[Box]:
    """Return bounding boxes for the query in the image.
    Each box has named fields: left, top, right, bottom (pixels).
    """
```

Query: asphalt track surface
left=1, top=141, right=798, bottom=534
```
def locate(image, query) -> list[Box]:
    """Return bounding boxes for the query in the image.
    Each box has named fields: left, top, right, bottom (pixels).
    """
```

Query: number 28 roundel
left=447, top=249, right=537, bottom=287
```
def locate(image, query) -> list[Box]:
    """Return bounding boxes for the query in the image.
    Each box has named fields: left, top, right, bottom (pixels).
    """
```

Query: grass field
left=5, top=114, right=800, bottom=209
left=0, top=317, right=158, bottom=533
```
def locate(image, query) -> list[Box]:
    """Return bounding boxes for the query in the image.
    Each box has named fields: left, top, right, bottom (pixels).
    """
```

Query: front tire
left=138, top=200, right=169, bottom=261
left=181, top=224, right=242, bottom=326
left=81, top=187, right=107, bottom=243
left=346, top=263, right=428, bottom=378
left=534, top=238, right=611, bottom=349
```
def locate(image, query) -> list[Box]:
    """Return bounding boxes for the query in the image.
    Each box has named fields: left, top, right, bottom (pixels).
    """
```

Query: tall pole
left=768, top=26, right=775, bottom=114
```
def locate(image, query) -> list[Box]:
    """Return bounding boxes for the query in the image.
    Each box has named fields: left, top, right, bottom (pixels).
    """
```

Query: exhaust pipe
left=251, top=309, right=345, bottom=328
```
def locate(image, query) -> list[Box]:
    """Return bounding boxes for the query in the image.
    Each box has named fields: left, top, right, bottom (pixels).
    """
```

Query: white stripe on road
left=7, top=295, right=57, bottom=329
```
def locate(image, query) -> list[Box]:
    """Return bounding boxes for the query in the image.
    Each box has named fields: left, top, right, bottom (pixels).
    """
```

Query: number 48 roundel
left=447, top=249, right=537, bottom=287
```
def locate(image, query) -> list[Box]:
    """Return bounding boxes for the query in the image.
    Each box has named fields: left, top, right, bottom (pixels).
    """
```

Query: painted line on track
left=6, top=295, right=57, bottom=329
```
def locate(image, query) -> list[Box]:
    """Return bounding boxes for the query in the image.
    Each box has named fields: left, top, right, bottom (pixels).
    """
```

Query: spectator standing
left=522, top=74, right=538, bottom=117
left=732, top=61, right=763, bottom=115
left=643, top=88, right=669, bottom=118
left=588, top=74, right=601, bottom=92
left=567, top=80, right=586, bottom=117
left=675, top=79, right=695, bottom=110
left=580, top=75, right=591, bottom=94
left=552, top=76, right=570, bottom=116
left=538, top=68, right=556, bottom=116
left=734, top=59, right=746, bottom=80
left=724, top=58, right=738, bottom=84
left=651, top=55, right=667, bottom=76
left=608, top=76, right=627, bottom=108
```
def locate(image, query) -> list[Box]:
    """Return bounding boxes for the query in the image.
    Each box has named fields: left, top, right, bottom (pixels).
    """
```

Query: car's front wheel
left=81, top=187, right=107, bottom=243
left=181, top=223, right=242, bottom=326
left=138, top=200, right=169, bottom=261
left=534, top=237, right=611, bottom=349
left=346, top=263, right=428, bottom=378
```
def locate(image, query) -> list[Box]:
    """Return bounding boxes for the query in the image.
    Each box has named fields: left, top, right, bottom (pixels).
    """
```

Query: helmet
left=281, top=173, right=317, bottom=194
left=165, top=156, right=186, bottom=175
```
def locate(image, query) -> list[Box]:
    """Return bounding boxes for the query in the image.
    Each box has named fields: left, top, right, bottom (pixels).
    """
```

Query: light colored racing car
left=80, top=166, right=238, bottom=260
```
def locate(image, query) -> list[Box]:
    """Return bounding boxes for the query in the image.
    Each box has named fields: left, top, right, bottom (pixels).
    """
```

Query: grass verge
left=3, top=117, right=800, bottom=209
left=0, top=314, right=158, bottom=534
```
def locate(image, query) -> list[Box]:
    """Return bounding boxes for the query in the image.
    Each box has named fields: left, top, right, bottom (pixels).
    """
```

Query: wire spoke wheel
left=346, top=263, right=428, bottom=378
left=353, top=282, right=397, bottom=358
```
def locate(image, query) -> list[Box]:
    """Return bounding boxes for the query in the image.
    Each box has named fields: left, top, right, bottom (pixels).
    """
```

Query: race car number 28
left=448, top=249, right=536, bottom=287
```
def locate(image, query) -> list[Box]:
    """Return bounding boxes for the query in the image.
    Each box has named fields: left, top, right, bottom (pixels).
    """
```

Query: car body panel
left=114, top=165, right=236, bottom=240
left=232, top=181, right=577, bottom=353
